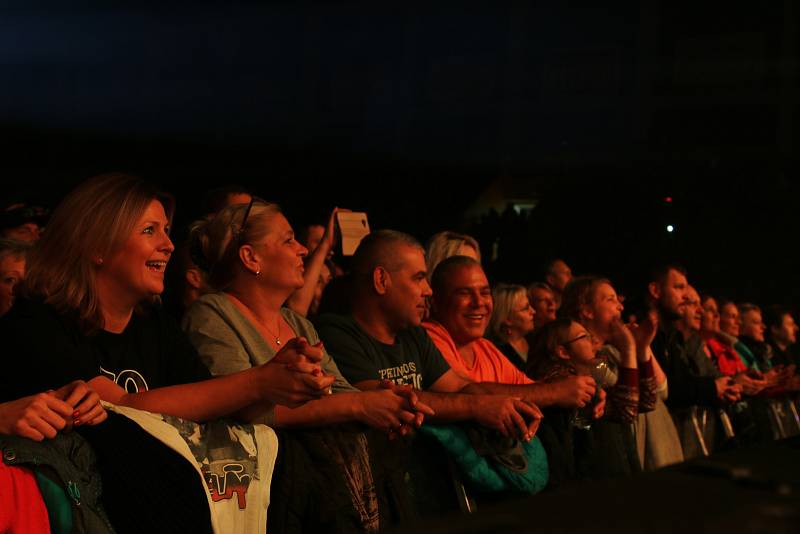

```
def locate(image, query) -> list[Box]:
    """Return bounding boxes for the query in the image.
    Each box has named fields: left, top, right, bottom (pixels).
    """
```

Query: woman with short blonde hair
left=425, top=230, right=481, bottom=281
left=185, top=198, right=431, bottom=432
left=488, top=283, right=535, bottom=371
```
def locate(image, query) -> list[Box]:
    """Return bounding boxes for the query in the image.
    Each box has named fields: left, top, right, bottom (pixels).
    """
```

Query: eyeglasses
left=562, top=332, right=592, bottom=345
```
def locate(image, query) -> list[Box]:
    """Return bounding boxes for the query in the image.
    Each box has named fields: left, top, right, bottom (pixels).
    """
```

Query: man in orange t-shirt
left=424, top=321, right=532, bottom=385
left=424, top=256, right=602, bottom=413
left=423, top=256, right=605, bottom=417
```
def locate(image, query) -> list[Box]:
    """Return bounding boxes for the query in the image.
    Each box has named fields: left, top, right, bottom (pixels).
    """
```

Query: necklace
left=262, top=316, right=282, bottom=346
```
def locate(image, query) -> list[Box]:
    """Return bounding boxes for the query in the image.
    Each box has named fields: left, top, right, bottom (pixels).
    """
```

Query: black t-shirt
left=0, top=297, right=211, bottom=402
left=314, top=313, right=450, bottom=390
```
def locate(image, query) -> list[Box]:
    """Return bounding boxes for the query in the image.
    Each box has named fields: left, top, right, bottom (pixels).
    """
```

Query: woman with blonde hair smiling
left=183, top=198, right=433, bottom=531
left=0, top=173, right=333, bottom=532
left=184, top=198, right=430, bottom=433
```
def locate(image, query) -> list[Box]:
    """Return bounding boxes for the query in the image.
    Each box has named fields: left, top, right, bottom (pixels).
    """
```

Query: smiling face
left=96, top=199, right=174, bottom=308
left=0, top=254, right=25, bottom=316
left=433, top=263, right=493, bottom=346
left=248, top=212, right=308, bottom=291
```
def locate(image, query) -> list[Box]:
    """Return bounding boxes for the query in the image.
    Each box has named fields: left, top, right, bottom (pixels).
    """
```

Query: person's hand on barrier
left=550, top=375, right=596, bottom=408
left=0, top=393, right=74, bottom=441
left=257, top=361, right=335, bottom=408
left=715, top=376, right=741, bottom=403
left=473, top=395, right=542, bottom=442
left=51, top=380, right=107, bottom=427
left=593, top=388, right=607, bottom=419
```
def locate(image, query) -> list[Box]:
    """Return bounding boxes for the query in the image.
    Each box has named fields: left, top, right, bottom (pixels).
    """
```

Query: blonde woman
left=0, top=173, right=333, bottom=531
left=184, top=199, right=433, bottom=531
left=488, top=283, right=535, bottom=371
left=184, top=198, right=431, bottom=432
left=425, top=230, right=481, bottom=281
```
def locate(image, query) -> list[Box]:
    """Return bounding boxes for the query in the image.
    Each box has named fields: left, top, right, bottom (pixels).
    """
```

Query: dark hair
left=559, top=275, right=612, bottom=323
left=528, top=281, right=552, bottom=293
left=351, top=229, right=422, bottom=278
left=0, top=238, right=32, bottom=262
left=201, top=184, right=251, bottom=216
left=526, top=317, right=573, bottom=380
left=763, top=304, right=791, bottom=331
left=430, top=255, right=482, bottom=297
left=649, top=263, right=687, bottom=286
left=738, top=302, right=761, bottom=316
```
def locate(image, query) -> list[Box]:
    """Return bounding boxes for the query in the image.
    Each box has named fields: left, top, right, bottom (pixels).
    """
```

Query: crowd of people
left=1, top=173, right=798, bottom=533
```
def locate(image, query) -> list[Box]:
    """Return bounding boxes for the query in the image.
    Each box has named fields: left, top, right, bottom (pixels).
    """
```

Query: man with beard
left=648, top=266, right=741, bottom=457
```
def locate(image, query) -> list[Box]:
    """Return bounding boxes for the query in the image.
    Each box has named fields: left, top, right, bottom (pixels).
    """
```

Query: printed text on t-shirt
left=378, top=362, right=422, bottom=389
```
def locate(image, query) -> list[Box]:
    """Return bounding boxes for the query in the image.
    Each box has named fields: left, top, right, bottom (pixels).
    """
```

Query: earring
left=95, top=257, right=104, bottom=266
left=255, top=269, right=261, bottom=276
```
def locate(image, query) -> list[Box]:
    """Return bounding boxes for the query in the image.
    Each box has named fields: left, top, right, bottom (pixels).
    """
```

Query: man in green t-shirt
left=318, top=230, right=551, bottom=440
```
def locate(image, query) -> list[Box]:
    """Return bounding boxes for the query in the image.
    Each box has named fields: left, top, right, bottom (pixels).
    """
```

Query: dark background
left=2, top=2, right=799, bottom=306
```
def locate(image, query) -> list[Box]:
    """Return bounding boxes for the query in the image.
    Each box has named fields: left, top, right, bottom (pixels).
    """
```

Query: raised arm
left=286, top=208, right=342, bottom=317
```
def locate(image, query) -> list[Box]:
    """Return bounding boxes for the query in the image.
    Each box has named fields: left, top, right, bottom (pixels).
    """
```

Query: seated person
left=542, top=258, right=573, bottom=309
left=201, top=184, right=252, bottom=219
left=286, top=208, right=344, bottom=317
left=0, top=173, right=334, bottom=532
left=647, top=265, right=740, bottom=458
left=0, top=238, right=30, bottom=317
left=422, top=255, right=601, bottom=415
left=162, top=239, right=212, bottom=321
left=701, top=296, right=748, bottom=374
left=424, top=231, right=481, bottom=280
left=558, top=276, right=682, bottom=470
left=1, top=381, right=107, bottom=533
left=316, top=231, right=544, bottom=442
left=528, top=282, right=557, bottom=330
left=699, top=295, right=766, bottom=395
left=527, top=319, right=643, bottom=485
left=183, top=199, right=431, bottom=434
left=183, top=201, right=436, bottom=530
left=559, top=275, right=657, bottom=423
left=765, top=306, right=799, bottom=367
left=719, top=300, right=767, bottom=371
left=487, top=283, right=535, bottom=372
left=0, top=202, right=48, bottom=242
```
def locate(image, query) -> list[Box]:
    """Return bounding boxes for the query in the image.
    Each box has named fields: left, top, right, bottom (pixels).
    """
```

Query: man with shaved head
left=316, top=230, right=543, bottom=441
